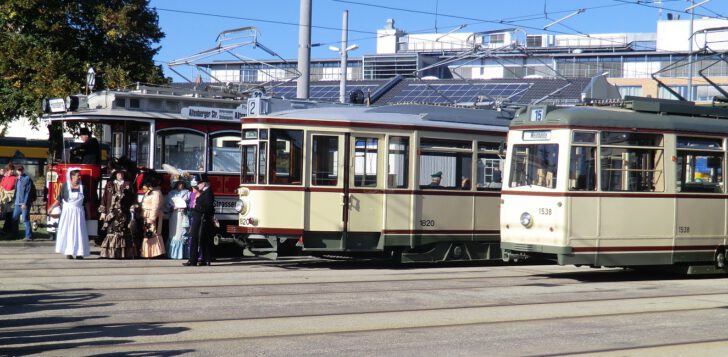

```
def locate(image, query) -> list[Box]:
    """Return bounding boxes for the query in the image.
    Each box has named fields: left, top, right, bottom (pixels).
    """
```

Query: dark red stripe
left=227, top=226, right=304, bottom=235
left=243, top=117, right=507, bottom=135
left=501, top=190, right=728, bottom=199
left=383, top=229, right=499, bottom=235
left=243, top=185, right=501, bottom=196
left=572, top=245, right=718, bottom=253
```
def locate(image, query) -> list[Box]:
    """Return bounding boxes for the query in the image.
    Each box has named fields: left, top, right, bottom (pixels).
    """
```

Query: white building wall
left=657, top=18, right=728, bottom=52
left=210, top=69, right=240, bottom=82
left=2, top=117, right=49, bottom=140
left=623, top=61, right=662, bottom=78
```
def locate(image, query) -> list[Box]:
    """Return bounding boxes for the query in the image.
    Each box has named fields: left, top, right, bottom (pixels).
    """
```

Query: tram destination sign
left=181, top=106, right=245, bottom=121
left=523, top=130, right=551, bottom=141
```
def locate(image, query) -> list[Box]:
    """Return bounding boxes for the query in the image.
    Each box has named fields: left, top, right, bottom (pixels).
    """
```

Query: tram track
left=3, top=293, right=728, bottom=353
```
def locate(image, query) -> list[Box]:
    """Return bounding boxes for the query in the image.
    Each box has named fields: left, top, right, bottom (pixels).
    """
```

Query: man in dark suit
left=184, top=174, right=216, bottom=266
left=71, top=127, right=101, bottom=165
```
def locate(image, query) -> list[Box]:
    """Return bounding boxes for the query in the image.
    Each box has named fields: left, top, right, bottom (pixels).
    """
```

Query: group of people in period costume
left=1, top=163, right=37, bottom=241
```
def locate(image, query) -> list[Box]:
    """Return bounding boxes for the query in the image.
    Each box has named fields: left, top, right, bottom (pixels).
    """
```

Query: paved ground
left=2, top=242, right=728, bottom=356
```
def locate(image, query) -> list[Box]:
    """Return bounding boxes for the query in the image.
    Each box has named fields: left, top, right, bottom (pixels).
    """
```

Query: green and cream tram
left=233, top=97, right=510, bottom=262
left=501, top=96, right=728, bottom=273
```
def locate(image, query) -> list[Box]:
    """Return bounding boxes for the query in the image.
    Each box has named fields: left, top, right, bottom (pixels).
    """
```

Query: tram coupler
left=502, top=250, right=529, bottom=263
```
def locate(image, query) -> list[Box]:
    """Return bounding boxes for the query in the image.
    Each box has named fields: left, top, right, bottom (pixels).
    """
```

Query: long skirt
left=55, top=204, right=89, bottom=257
left=99, top=231, right=135, bottom=259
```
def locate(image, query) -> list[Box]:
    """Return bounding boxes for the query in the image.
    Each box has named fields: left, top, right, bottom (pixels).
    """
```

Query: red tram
left=43, top=86, right=245, bottom=243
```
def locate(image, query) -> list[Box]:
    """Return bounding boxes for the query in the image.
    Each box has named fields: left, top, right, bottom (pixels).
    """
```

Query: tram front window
left=509, top=144, right=559, bottom=189
left=269, top=129, right=303, bottom=185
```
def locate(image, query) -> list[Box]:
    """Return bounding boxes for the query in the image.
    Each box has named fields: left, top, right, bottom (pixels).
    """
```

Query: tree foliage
left=0, top=0, right=166, bottom=126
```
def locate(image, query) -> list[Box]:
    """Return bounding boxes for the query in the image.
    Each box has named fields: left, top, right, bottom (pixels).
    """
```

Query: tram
left=43, top=86, right=245, bottom=242
left=232, top=96, right=511, bottom=261
left=500, top=96, right=728, bottom=273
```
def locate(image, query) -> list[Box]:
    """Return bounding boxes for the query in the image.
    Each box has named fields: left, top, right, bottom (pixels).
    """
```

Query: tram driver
left=70, top=128, right=101, bottom=165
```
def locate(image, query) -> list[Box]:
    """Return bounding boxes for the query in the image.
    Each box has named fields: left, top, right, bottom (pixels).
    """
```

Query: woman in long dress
left=165, top=179, right=190, bottom=259
left=53, top=169, right=89, bottom=259
left=99, top=170, right=135, bottom=258
left=139, top=179, right=165, bottom=258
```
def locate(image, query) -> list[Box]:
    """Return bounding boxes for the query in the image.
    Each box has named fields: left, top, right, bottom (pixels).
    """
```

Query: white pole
left=340, top=10, right=349, bottom=104
left=687, top=0, right=695, bottom=101
left=296, top=0, right=312, bottom=99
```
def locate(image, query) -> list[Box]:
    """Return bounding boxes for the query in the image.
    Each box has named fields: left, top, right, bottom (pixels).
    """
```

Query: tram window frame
left=311, top=135, right=339, bottom=186
left=269, top=129, right=303, bottom=185
left=258, top=141, right=267, bottom=184
left=476, top=141, right=503, bottom=191
left=354, top=137, right=379, bottom=187
left=509, top=144, right=559, bottom=189
left=154, top=129, right=206, bottom=172
left=387, top=136, right=409, bottom=189
left=599, top=132, right=664, bottom=192
left=209, top=131, right=242, bottom=173
left=676, top=136, right=724, bottom=194
left=569, top=131, right=597, bottom=191
left=241, top=144, right=257, bottom=184
left=419, top=138, right=473, bottom=190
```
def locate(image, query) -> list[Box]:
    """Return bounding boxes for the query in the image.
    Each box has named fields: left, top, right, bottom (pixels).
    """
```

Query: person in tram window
left=0, top=163, right=18, bottom=236
left=460, top=177, right=471, bottom=190
left=165, top=175, right=191, bottom=260
left=184, top=174, right=215, bottom=266
left=70, top=127, right=101, bottom=165
left=53, top=169, right=90, bottom=259
left=98, top=168, right=135, bottom=259
left=423, top=171, right=443, bottom=188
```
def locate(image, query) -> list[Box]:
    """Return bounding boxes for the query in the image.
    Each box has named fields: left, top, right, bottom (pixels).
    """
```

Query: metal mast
left=296, top=0, right=312, bottom=99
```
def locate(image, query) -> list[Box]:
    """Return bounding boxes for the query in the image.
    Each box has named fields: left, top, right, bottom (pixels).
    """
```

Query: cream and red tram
left=233, top=97, right=510, bottom=261
left=44, top=86, right=244, bottom=242
left=501, top=97, right=728, bottom=272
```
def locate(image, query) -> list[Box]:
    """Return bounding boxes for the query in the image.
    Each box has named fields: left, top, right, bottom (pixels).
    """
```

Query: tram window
left=477, top=153, right=503, bottom=191
left=419, top=152, right=472, bottom=190
left=569, top=146, right=596, bottom=191
left=676, top=152, right=723, bottom=193
left=311, top=136, right=338, bottom=186
left=154, top=131, right=205, bottom=171
left=354, top=137, right=378, bottom=187
left=388, top=136, right=409, bottom=189
left=600, top=148, right=664, bottom=192
left=509, top=144, right=559, bottom=189
left=260, top=129, right=268, bottom=140
left=269, top=129, right=303, bottom=185
left=241, top=145, right=256, bottom=184
left=258, top=142, right=267, bottom=184
left=210, top=134, right=241, bottom=172
left=573, top=131, right=596, bottom=144
left=601, top=132, right=662, bottom=147
left=677, top=137, right=722, bottom=150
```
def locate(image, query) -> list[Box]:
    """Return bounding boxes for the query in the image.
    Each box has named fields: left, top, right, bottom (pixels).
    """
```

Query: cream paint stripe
left=4, top=294, right=728, bottom=350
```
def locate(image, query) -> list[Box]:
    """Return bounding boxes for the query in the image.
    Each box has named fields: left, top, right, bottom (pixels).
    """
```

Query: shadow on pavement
left=86, top=349, right=196, bottom=357
left=0, top=323, right=190, bottom=356
left=537, top=268, right=724, bottom=282
left=0, top=288, right=111, bottom=316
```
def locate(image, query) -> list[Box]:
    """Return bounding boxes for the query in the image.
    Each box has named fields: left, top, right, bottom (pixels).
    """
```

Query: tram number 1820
left=420, top=219, right=436, bottom=227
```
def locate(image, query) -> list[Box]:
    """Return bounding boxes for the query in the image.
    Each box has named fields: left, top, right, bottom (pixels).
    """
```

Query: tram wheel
left=716, top=250, right=726, bottom=269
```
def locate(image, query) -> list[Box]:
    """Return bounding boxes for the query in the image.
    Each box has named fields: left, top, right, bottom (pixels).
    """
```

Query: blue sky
left=150, top=0, right=728, bottom=81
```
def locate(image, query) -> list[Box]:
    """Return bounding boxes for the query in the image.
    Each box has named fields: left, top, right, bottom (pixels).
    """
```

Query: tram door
left=345, top=134, right=385, bottom=250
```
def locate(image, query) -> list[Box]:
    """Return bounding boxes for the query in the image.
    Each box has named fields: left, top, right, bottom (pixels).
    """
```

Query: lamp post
left=329, top=10, right=358, bottom=104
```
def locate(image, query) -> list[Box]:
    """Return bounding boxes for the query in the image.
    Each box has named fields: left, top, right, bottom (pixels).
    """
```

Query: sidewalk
left=0, top=237, right=55, bottom=246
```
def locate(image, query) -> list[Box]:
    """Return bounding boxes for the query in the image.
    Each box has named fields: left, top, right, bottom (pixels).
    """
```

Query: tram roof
left=512, top=99, right=728, bottom=135
left=257, top=102, right=513, bottom=133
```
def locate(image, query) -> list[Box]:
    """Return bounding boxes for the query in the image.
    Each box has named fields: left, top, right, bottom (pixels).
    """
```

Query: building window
left=526, top=35, right=542, bottom=47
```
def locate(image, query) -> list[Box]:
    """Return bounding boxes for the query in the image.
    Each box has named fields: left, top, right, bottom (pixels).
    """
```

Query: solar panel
left=390, top=83, right=531, bottom=104
left=271, top=84, right=380, bottom=103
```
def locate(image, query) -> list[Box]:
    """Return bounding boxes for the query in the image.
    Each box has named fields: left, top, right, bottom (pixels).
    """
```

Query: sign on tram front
left=181, top=106, right=245, bottom=121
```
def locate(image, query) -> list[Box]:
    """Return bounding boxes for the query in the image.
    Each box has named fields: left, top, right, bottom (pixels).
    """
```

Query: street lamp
left=329, top=10, right=358, bottom=104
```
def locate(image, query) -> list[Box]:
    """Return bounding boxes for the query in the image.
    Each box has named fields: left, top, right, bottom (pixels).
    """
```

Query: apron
left=54, top=187, right=89, bottom=257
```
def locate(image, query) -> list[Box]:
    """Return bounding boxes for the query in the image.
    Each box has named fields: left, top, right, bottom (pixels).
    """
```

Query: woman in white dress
left=53, top=169, right=89, bottom=259
left=165, top=179, right=190, bottom=259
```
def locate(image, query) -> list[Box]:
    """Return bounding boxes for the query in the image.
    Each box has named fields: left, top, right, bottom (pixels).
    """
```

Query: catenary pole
left=296, top=0, right=312, bottom=99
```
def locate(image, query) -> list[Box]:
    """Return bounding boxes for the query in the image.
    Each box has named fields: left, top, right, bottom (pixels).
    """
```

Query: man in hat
left=71, top=127, right=101, bottom=165
left=184, top=174, right=215, bottom=266
left=423, top=171, right=443, bottom=188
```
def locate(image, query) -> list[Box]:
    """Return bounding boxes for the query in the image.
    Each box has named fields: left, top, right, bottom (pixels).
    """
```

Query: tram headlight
left=520, top=212, right=533, bottom=228
left=235, top=199, right=245, bottom=213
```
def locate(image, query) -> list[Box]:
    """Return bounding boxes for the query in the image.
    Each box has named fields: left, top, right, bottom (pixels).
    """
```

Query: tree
left=0, top=0, right=166, bottom=127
